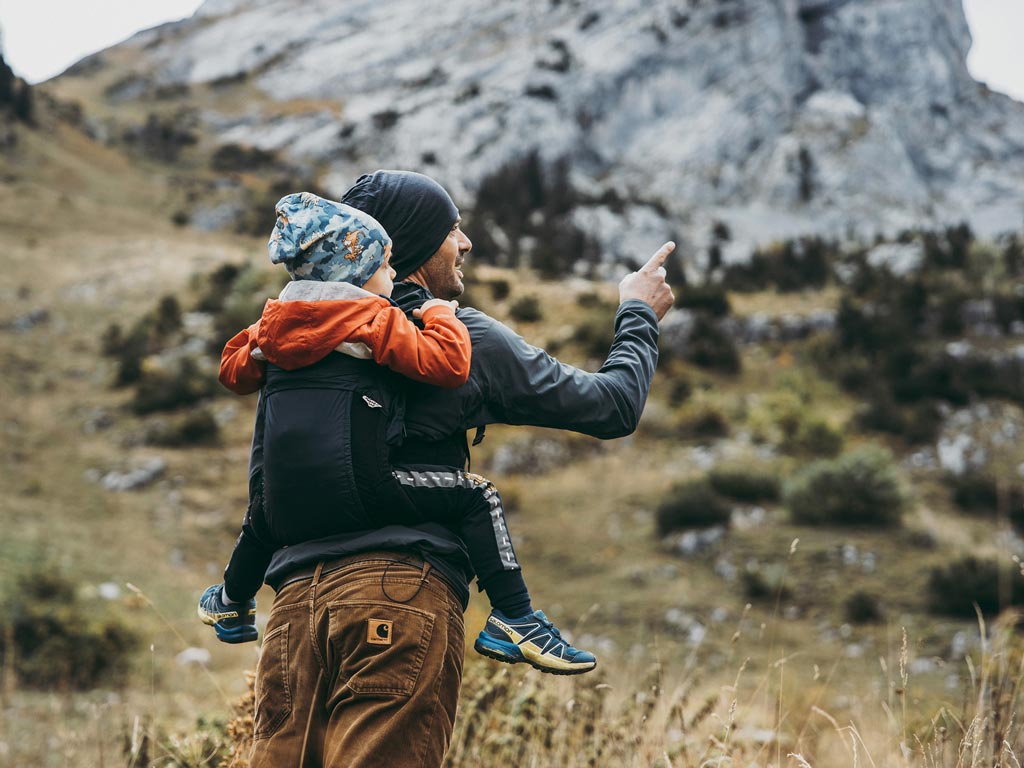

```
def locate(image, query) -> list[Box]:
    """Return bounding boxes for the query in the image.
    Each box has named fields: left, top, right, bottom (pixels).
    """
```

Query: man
left=248, top=170, right=674, bottom=767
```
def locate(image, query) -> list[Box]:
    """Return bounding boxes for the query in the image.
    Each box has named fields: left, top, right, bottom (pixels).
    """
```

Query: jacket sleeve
left=355, top=304, right=471, bottom=388
left=219, top=321, right=266, bottom=395
left=222, top=526, right=273, bottom=603
left=471, top=300, right=660, bottom=438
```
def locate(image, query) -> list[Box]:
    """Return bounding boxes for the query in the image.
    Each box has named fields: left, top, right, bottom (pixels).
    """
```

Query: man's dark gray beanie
left=341, top=170, right=459, bottom=281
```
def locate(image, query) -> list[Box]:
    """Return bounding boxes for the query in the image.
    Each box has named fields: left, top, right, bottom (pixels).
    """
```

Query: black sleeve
left=469, top=300, right=660, bottom=439
left=223, top=526, right=273, bottom=603
left=223, top=389, right=276, bottom=602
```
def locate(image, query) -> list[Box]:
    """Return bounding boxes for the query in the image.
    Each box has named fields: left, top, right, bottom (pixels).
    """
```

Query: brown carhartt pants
left=249, top=553, right=465, bottom=768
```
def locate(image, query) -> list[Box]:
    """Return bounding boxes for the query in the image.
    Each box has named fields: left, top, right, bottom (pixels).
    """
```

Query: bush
left=145, top=408, right=220, bottom=447
left=856, top=392, right=943, bottom=445
left=153, top=295, right=182, bottom=337
left=508, top=295, right=543, bottom=323
left=489, top=279, right=511, bottom=301
left=571, top=311, right=613, bottom=358
left=193, top=263, right=243, bottom=314
left=722, top=237, right=834, bottom=293
left=208, top=266, right=285, bottom=352
left=655, top=480, right=731, bottom=536
left=112, top=322, right=155, bottom=386
left=675, top=284, right=730, bottom=317
left=210, top=143, right=279, bottom=173
left=927, top=556, right=1024, bottom=617
left=708, top=466, right=780, bottom=503
left=675, top=402, right=730, bottom=441
left=948, top=474, right=1024, bottom=526
left=121, top=112, right=198, bottom=163
left=844, top=590, right=884, bottom=623
left=132, top=358, right=216, bottom=415
left=684, top=315, right=741, bottom=374
left=741, top=563, right=791, bottom=602
left=780, top=418, right=843, bottom=457
left=0, top=572, right=137, bottom=689
left=784, top=446, right=906, bottom=527
left=667, top=376, right=693, bottom=406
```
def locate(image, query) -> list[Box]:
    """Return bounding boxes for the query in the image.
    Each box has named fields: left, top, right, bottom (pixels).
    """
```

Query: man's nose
left=458, top=229, right=472, bottom=252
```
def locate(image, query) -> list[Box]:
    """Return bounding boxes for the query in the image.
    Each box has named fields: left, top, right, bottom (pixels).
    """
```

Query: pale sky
left=0, top=0, right=1021, bottom=103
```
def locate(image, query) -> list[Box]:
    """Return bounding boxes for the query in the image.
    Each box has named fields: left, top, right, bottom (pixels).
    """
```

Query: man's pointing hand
left=618, top=241, right=676, bottom=320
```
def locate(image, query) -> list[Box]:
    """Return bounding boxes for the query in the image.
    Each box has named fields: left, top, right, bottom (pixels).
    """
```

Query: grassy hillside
left=2, top=99, right=1024, bottom=767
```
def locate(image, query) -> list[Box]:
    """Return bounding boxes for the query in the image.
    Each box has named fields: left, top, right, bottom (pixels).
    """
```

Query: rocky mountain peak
left=57, top=0, right=1024, bottom=266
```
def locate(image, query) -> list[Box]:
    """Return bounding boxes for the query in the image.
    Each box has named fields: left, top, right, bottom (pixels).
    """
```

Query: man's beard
left=421, top=258, right=464, bottom=300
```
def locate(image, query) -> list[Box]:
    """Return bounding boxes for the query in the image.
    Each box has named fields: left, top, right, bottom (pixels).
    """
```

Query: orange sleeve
left=219, top=320, right=266, bottom=395
left=351, top=304, right=471, bottom=388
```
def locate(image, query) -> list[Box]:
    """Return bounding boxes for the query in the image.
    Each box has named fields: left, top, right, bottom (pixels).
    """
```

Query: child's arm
left=219, top=320, right=266, bottom=395
left=360, top=301, right=471, bottom=388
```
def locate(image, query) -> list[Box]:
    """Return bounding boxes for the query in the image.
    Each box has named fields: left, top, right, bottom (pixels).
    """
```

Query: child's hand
left=412, top=299, right=459, bottom=318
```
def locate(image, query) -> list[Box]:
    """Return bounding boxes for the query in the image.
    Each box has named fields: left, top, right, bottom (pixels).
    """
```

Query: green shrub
left=708, top=466, right=780, bottom=503
left=784, top=446, right=906, bottom=527
left=575, top=290, right=609, bottom=309
left=209, top=142, right=279, bottom=172
left=508, top=295, right=543, bottom=323
left=675, top=402, right=730, bottom=441
left=948, top=474, right=1024, bottom=526
left=926, top=556, right=1024, bottom=617
left=0, top=572, right=137, bottom=690
left=113, top=322, right=155, bottom=386
left=132, top=358, right=216, bottom=415
left=741, top=564, right=791, bottom=602
left=667, top=376, right=693, bottom=406
left=209, top=266, right=284, bottom=352
left=722, top=237, right=834, bottom=293
left=683, top=316, right=741, bottom=374
left=856, top=392, right=944, bottom=445
left=489, top=279, right=511, bottom=301
left=193, top=263, right=243, bottom=314
left=571, top=311, right=613, bottom=358
left=153, top=295, right=183, bottom=337
left=780, top=417, right=843, bottom=457
left=844, top=590, right=884, bottom=623
left=675, top=284, right=730, bottom=317
left=145, top=408, right=220, bottom=447
left=655, top=480, right=731, bottom=536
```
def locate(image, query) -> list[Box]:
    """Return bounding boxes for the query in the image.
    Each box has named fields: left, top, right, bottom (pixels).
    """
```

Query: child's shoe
left=473, top=609, right=596, bottom=675
left=197, top=584, right=258, bottom=644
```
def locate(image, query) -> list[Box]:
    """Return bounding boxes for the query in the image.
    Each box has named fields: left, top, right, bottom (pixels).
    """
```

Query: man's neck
left=403, top=274, right=429, bottom=290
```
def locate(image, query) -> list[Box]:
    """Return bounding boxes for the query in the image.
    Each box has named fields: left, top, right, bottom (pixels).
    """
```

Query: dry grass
left=190, top=611, right=1024, bottom=768
left=3, top=103, right=1024, bottom=767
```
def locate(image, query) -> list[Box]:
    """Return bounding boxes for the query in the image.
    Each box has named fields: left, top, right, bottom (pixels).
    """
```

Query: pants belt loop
left=300, top=561, right=329, bottom=768
left=309, top=562, right=328, bottom=674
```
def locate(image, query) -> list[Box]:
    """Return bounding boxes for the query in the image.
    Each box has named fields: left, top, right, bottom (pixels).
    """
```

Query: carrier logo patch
left=362, top=395, right=382, bottom=409
left=367, top=619, right=393, bottom=645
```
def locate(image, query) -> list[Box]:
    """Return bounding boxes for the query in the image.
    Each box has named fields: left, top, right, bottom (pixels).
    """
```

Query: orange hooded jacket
left=218, top=281, right=470, bottom=395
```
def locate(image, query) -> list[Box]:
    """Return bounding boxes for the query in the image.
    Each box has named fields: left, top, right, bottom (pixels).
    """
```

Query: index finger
left=640, top=241, right=676, bottom=273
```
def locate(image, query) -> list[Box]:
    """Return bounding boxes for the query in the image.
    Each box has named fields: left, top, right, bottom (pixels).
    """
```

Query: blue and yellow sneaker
left=473, top=609, right=597, bottom=675
left=197, top=584, right=258, bottom=644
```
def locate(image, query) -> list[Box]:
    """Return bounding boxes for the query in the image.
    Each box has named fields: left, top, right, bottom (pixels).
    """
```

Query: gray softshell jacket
left=258, top=281, right=661, bottom=607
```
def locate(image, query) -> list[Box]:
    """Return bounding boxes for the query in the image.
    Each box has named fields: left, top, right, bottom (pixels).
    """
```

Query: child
left=199, top=192, right=596, bottom=675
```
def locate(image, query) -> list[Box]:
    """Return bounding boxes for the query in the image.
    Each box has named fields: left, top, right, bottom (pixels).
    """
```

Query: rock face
left=65, top=0, right=1024, bottom=260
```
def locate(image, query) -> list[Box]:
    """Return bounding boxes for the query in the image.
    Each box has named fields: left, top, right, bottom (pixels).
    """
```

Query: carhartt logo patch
left=367, top=619, right=392, bottom=645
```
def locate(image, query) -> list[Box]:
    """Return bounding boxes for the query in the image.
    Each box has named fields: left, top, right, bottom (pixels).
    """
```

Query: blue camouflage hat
left=268, top=192, right=391, bottom=286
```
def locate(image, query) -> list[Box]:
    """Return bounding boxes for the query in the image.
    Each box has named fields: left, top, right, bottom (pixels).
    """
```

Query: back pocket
left=253, top=624, right=293, bottom=740
left=327, top=601, right=435, bottom=697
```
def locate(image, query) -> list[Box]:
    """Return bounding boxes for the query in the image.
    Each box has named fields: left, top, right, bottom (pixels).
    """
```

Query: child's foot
left=197, top=584, right=258, bottom=644
left=473, top=609, right=597, bottom=675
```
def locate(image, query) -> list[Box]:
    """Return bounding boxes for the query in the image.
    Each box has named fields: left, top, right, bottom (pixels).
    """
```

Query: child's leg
left=393, top=465, right=597, bottom=675
left=392, top=466, right=532, bottom=618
